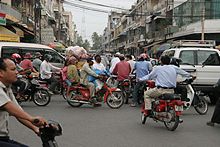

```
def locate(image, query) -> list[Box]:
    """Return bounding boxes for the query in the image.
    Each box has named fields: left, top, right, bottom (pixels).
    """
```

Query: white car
left=162, top=47, right=220, bottom=104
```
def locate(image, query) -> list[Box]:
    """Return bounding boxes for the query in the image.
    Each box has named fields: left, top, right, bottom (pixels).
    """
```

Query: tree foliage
left=82, top=39, right=90, bottom=50
left=91, top=32, right=102, bottom=50
left=76, top=35, right=91, bottom=50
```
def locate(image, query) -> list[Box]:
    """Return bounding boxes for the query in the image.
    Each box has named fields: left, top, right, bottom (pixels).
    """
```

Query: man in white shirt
left=93, top=55, right=106, bottom=71
left=125, top=54, right=136, bottom=73
left=40, top=54, right=61, bottom=94
left=109, top=52, right=120, bottom=73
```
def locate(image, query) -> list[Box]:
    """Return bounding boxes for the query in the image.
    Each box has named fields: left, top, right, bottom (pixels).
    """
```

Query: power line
left=69, top=0, right=129, bottom=11
left=64, top=1, right=110, bottom=13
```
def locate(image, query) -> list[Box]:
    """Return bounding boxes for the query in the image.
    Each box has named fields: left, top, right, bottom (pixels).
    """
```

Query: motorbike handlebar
left=178, top=77, right=195, bottom=85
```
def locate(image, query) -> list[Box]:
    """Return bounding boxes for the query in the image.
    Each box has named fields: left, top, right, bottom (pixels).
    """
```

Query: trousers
left=144, top=87, right=174, bottom=110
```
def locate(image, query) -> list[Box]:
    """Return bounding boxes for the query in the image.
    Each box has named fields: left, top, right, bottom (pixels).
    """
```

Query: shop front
left=0, top=25, right=19, bottom=42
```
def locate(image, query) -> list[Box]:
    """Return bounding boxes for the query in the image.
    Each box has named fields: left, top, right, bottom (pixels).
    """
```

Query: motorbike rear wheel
left=106, top=91, right=124, bottom=109
left=122, top=91, right=129, bottom=104
left=66, top=91, right=83, bottom=107
left=164, top=108, right=180, bottom=131
left=194, top=95, right=208, bottom=115
left=33, top=89, right=51, bottom=106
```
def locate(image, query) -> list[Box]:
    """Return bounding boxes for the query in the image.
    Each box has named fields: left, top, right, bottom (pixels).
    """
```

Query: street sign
left=0, top=12, right=6, bottom=25
left=41, top=28, right=55, bottom=44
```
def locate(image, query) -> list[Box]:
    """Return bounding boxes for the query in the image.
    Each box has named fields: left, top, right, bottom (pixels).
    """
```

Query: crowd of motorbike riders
left=0, top=50, right=220, bottom=146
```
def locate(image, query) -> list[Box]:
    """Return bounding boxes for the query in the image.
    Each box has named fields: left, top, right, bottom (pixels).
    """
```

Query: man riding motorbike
left=80, top=57, right=102, bottom=106
left=139, top=55, right=191, bottom=115
left=40, top=54, right=61, bottom=94
left=11, top=53, right=27, bottom=99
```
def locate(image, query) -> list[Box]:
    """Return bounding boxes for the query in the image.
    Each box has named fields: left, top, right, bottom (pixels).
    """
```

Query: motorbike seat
left=158, top=93, right=181, bottom=100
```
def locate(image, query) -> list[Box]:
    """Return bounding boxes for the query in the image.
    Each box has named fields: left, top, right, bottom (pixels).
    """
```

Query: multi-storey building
left=0, top=0, right=76, bottom=46
left=103, top=0, right=220, bottom=57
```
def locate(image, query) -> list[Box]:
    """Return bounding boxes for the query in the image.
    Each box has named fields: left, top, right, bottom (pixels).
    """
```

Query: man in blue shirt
left=139, top=55, right=191, bottom=111
left=130, top=54, right=152, bottom=107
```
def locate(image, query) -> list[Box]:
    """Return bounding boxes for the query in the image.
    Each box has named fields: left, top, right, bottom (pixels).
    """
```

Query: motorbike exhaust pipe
left=68, top=99, right=90, bottom=104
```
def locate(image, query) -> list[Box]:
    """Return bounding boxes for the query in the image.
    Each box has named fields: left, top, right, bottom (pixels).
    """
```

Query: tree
left=91, top=32, right=102, bottom=50
left=82, top=39, right=90, bottom=50
left=76, top=35, right=83, bottom=47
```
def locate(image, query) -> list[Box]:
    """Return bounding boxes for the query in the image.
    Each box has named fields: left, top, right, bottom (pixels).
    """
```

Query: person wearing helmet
left=32, top=52, right=43, bottom=72
left=20, top=52, right=38, bottom=74
left=170, top=57, right=182, bottom=67
left=11, top=53, right=23, bottom=72
left=40, top=54, right=61, bottom=94
left=10, top=53, right=26, bottom=100
left=130, top=53, right=152, bottom=107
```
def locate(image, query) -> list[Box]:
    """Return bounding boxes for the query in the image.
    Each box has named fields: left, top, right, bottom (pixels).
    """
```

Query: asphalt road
left=9, top=95, right=220, bottom=147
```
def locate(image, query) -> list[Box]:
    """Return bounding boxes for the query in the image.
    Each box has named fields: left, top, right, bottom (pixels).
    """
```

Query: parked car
left=162, top=47, right=220, bottom=104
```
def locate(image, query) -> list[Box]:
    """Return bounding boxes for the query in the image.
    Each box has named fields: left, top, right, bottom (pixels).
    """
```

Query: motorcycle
left=118, top=79, right=131, bottom=104
left=12, top=74, right=51, bottom=106
left=36, top=120, right=62, bottom=147
left=176, top=77, right=208, bottom=115
left=106, top=74, right=135, bottom=104
left=66, top=75, right=124, bottom=109
left=141, top=80, right=184, bottom=131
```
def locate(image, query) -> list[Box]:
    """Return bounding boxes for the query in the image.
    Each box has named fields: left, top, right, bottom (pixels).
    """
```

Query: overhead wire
left=69, top=0, right=129, bottom=11
left=64, top=1, right=110, bottom=13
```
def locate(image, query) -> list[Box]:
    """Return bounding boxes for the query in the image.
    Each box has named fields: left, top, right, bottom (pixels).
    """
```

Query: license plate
left=175, top=105, right=183, bottom=111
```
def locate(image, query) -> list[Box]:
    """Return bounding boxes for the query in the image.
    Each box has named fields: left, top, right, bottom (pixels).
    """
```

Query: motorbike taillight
left=174, top=100, right=183, bottom=106
left=147, top=80, right=155, bottom=88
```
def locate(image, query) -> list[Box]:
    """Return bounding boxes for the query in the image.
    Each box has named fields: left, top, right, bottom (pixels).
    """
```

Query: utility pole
left=201, top=2, right=205, bottom=41
left=57, top=0, right=61, bottom=42
left=34, top=0, right=42, bottom=43
left=34, top=0, right=37, bottom=42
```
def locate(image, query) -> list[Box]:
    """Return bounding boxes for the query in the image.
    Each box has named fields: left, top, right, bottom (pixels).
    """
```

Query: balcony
left=0, top=3, right=21, bottom=22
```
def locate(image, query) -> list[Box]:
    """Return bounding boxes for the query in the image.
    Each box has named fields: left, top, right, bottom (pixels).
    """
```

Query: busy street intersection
left=9, top=95, right=220, bottom=147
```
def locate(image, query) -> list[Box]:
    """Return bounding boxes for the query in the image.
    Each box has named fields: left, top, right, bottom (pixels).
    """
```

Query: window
left=179, top=50, right=195, bottom=65
left=20, top=47, right=44, bottom=60
left=198, top=51, right=220, bottom=65
left=2, top=46, right=19, bottom=58
left=45, top=50, right=63, bottom=63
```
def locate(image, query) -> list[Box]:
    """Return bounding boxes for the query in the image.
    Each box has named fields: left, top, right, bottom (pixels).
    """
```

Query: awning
left=143, top=40, right=164, bottom=48
left=0, top=26, right=20, bottom=42
left=12, top=26, right=24, bottom=37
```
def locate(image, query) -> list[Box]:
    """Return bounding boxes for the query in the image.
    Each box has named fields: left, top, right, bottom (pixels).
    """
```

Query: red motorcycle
left=66, top=75, right=124, bottom=109
left=141, top=80, right=184, bottom=131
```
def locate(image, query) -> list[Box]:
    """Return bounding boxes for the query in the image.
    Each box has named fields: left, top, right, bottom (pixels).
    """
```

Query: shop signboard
left=0, top=13, right=6, bottom=25
left=41, top=28, right=55, bottom=44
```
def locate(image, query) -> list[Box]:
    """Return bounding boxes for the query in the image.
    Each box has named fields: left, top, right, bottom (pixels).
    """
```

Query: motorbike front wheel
left=106, top=91, right=124, bottom=109
left=33, top=89, right=51, bottom=106
left=194, top=95, right=208, bottom=115
left=66, top=91, right=83, bottom=107
left=164, top=108, right=180, bottom=131
left=141, top=112, right=147, bottom=124
left=61, top=87, right=67, bottom=100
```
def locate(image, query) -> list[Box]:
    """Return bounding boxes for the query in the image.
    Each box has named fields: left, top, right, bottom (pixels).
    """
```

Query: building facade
left=102, top=0, right=220, bottom=58
left=0, top=0, right=76, bottom=46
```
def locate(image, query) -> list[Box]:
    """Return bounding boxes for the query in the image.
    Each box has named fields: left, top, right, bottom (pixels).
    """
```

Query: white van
left=0, top=42, right=65, bottom=67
